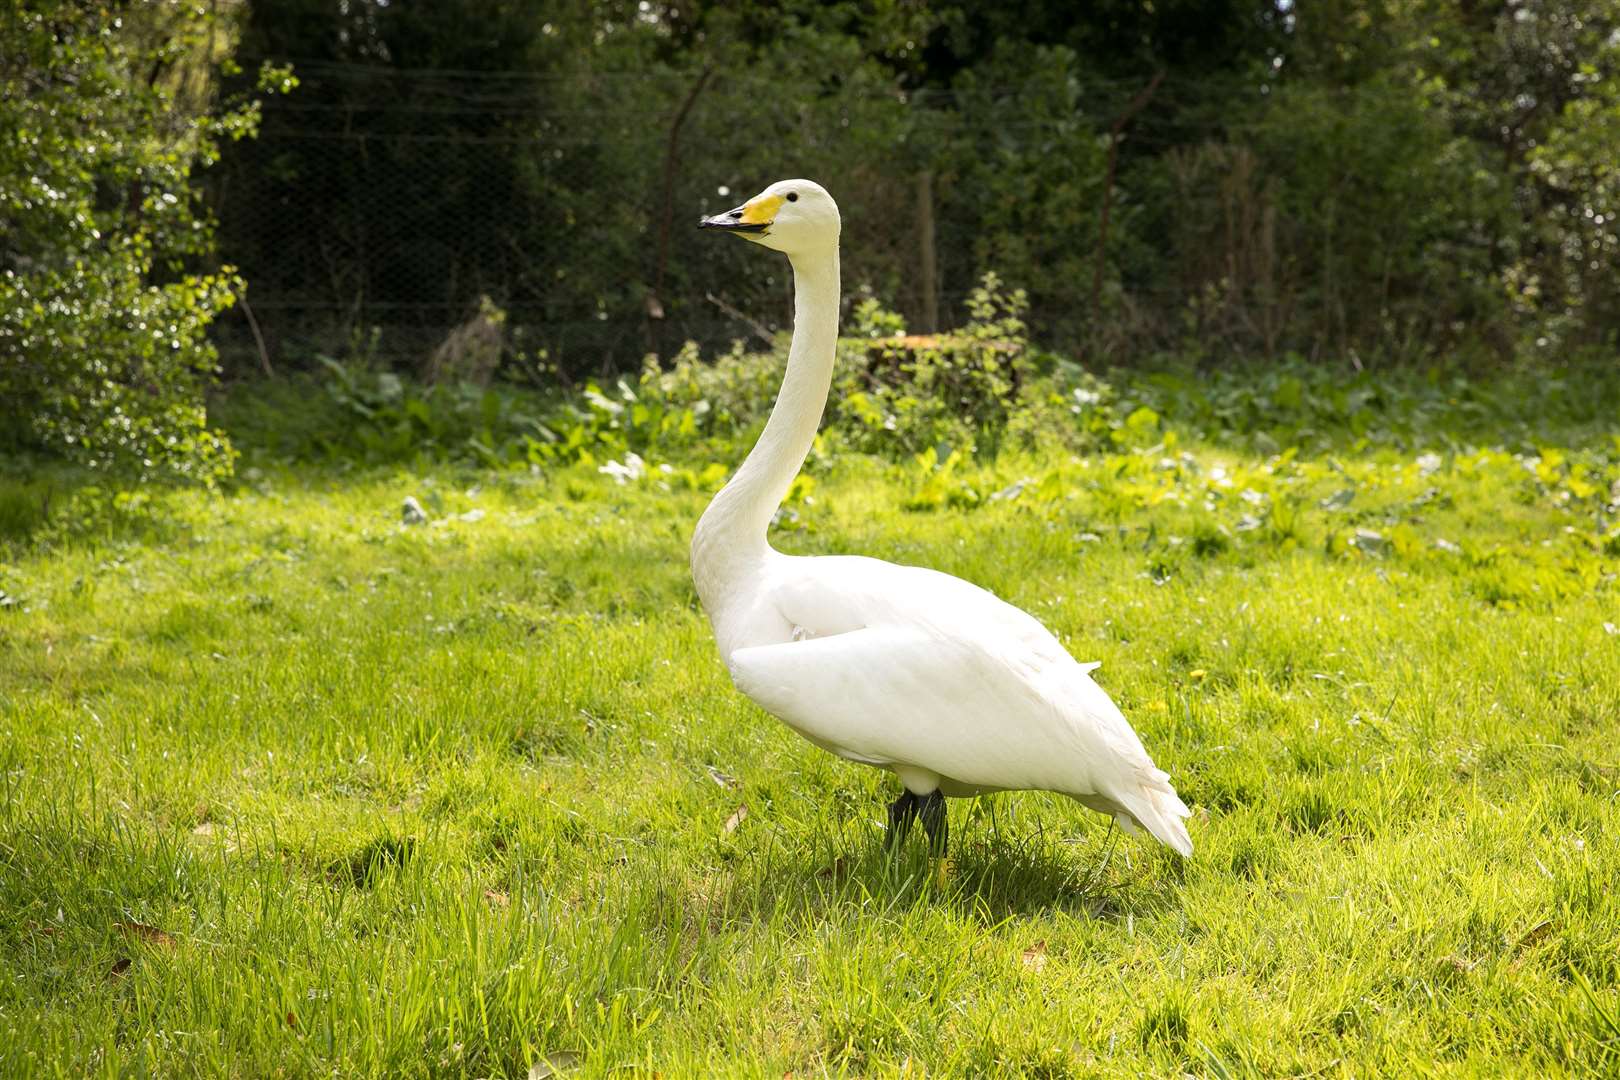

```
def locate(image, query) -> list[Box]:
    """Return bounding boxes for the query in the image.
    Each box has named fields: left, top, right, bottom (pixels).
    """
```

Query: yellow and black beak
left=699, top=193, right=783, bottom=234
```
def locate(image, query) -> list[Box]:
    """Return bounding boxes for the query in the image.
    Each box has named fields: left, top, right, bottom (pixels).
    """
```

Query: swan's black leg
left=885, top=790, right=918, bottom=851
left=917, top=791, right=948, bottom=854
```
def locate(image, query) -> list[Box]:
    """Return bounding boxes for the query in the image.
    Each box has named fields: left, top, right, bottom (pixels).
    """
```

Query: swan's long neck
left=692, top=245, right=840, bottom=607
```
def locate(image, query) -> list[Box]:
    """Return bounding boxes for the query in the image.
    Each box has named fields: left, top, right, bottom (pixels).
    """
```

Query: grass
left=3, top=361, right=1620, bottom=1076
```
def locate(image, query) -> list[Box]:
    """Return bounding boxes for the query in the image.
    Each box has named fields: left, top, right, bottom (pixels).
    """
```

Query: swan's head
left=698, top=179, right=839, bottom=256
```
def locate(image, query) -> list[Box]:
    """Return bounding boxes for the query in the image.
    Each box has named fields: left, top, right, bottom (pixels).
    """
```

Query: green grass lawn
left=3, top=367, right=1620, bottom=1076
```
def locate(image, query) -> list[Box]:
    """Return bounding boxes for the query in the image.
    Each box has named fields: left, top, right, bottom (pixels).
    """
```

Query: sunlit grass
left=2, top=374, right=1618, bottom=1076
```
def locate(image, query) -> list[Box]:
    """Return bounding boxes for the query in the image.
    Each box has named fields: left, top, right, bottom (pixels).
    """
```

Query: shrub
left=0, top=4, right=279, bottom=485
left=831, top=273, right=1039, bottom=459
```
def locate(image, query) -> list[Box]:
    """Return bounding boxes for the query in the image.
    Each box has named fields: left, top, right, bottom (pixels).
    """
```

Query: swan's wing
left=730, top=623, right=1043, bottom=779
left=771, top=554, right=1080, bottom=665
left=726, top=618, right=1191, bottom=855
left=732, top=554, right=1191, bottom=853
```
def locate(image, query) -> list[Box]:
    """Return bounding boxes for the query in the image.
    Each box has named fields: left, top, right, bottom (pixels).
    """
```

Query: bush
left=830, top=273, right=1041, bottom=459
left=0, top=4, right=275, bottom=485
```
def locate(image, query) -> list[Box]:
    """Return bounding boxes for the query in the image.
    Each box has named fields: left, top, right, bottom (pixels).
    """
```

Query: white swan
left=694, top=180, right=1192, bottom=858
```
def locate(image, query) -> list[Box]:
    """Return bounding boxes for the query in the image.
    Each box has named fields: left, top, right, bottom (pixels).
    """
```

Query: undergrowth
left=212, top=276, right=1620, bottom=498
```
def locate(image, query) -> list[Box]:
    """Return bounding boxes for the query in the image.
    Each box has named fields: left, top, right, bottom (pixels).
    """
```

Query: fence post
left=651, top=65, right=713, bottom=352
left=917, top=169, right=938, bottom=334
left=1091, top=71, right=1164, bottom=326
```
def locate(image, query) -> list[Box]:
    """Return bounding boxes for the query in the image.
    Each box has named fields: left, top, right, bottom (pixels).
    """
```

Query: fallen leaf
left=114, top=921, right=175, bottom=948
left=990, top=479, right=1026, bottom=502
left=723, top=804, right=748, bottom=836
left=1514, top=920, right=1554, bottom=954
left=1351, top=528, right=1388, bottom=555
left=1319, top=488, right=1356, bottom=511
left=706, top=765, right=739, bottom=789
left=1021, top=941, right=1049, bottom=972
left=529, top=1050, right=582, bottom=1078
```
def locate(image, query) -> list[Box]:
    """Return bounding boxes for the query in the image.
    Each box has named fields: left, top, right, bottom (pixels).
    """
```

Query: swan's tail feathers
left=1119, top=768, right=1194, bottom=857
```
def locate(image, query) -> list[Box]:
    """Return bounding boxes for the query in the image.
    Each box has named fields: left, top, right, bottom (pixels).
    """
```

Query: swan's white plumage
left=728, top=553, right=1192, bottom=855
left=694, top=178, right=1192, bottom=857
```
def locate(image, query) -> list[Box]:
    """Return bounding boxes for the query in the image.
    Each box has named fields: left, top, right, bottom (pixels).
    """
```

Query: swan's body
left=694, top=180, right=1192, bottom=857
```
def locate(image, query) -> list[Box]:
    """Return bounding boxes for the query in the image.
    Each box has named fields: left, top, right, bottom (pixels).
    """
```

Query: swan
left=694, top=180, right=1192, bottom=858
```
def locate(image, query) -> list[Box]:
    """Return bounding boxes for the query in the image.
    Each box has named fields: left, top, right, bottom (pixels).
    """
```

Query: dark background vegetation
left=212, top=0, right=1620, bottom=369
left=2, top=0, right=1617, bottom=480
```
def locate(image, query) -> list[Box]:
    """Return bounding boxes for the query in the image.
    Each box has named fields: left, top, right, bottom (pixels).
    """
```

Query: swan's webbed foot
left=917, top=791, right=948, bottom=854
left=885, top=790, right=948, bottom=855
left=886, top=790, right=919, bottom=851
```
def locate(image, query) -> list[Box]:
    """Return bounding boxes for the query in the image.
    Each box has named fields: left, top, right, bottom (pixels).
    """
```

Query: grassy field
left=3, top=362, right=1620, bottom=1076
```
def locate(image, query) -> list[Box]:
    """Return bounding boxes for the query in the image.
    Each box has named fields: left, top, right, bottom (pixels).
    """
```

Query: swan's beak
left=699, top=194, right=782, bottom=234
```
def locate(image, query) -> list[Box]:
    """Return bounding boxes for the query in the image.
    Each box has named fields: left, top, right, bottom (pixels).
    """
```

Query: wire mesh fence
left=206, top=57, right=1611, bottom=381
left=210, top=68, right=759, bottom=377
left=207, top=59, right=1221, bottom=380
left=213, top=124, right=681, bottom=378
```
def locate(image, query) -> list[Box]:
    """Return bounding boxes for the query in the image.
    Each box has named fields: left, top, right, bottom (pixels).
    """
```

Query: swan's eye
left=786, top=192, right=799, bottom=202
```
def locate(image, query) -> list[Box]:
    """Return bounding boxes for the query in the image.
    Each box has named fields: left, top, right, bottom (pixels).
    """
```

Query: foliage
left=200, top=0, right=1620, bottom=374
left=1529, top=75, right=1620, bottom=340
left=214, top=0, right=919, bottom=373
left=1282, top=0, right=1620, bottom=355
left=831, top=274, right=1039, bottom=459
left=223, top=275, right=1045, bottom=472
left=214, top=267, right=1620, bottom=523
left=1169, top=75, right=1512, bottom=360
left=934, top=46, right=1112, bottom=348
left=632, top=340, right=786, bottom=446
left=0, top=3, right=276, bottom=484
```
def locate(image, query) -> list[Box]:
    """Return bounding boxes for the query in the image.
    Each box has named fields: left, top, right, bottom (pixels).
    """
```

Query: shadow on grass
left=727, top=802, right=1179, bottom=925
left=0, top=466, right=190, bottom=553
left=327, top=833, right=418, bottom=888
left=0, top=471, right=65, bottom=547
